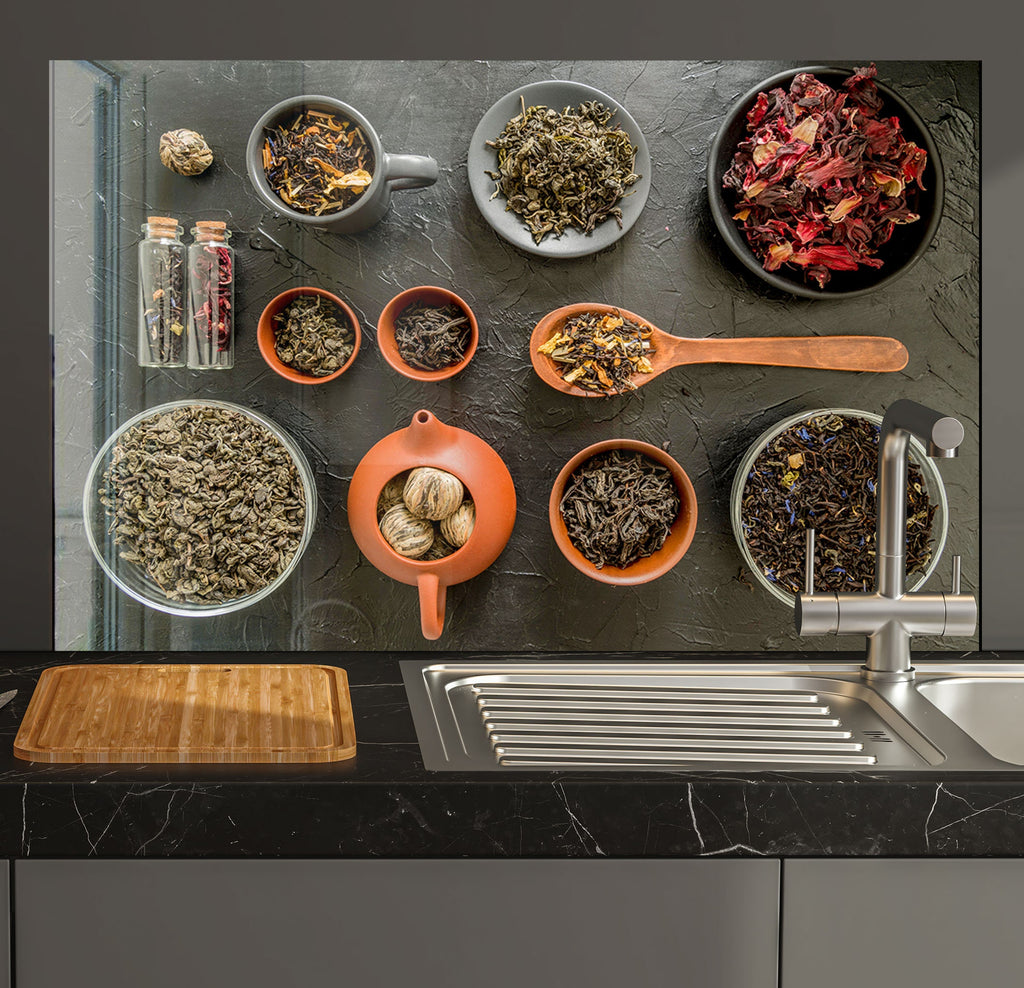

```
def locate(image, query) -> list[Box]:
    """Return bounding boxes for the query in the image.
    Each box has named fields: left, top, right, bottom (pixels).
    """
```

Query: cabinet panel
left=0, top=863, right=8, bottom=988
left=783, top=859, right=1024, bottom=988
left=16, top=859, right=779, bottom=988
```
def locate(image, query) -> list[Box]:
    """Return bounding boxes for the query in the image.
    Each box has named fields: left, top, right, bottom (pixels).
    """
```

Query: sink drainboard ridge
left=471, top=681, right=877, bottom=768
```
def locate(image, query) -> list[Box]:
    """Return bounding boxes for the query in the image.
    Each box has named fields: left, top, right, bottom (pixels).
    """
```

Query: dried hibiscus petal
left=722, top=63, right=928, bottom=288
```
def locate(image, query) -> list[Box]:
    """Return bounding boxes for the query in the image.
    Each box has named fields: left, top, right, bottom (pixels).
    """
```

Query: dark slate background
left=52, top=60, right=980, bottom=652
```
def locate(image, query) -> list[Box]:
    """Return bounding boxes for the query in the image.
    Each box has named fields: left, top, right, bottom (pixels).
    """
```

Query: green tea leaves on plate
left=485, top=98, right=640, bottom=244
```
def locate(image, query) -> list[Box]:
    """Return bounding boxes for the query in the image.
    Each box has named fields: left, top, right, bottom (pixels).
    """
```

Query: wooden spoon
left=530, top=303, right=909, bottom=397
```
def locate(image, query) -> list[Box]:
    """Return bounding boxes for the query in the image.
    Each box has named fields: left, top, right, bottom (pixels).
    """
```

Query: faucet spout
left=876, top=400, right=965, bottom=600
left=796, top=399, right=976, bottom=684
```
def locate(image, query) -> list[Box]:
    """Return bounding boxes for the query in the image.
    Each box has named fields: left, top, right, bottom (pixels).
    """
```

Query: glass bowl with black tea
left=84, top=400, right=317, bottom=617
left=549, top=439, right=698, bottom=586
left=730, top=408, right=948, bottom=607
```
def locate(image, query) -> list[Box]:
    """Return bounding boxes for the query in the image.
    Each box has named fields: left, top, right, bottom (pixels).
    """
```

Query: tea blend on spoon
left=485, top=99, right=640, bottom=243
left=739, top=412, right=937, bottom=594
left=272, top=294, right=356, bottom=377
left=393, top=300, right=471, bottom=370
left=560, top=450, right=681, bottom=569
left=262, top=109, right=374, bottom=215
left=537, top=309, right=655, bottom=393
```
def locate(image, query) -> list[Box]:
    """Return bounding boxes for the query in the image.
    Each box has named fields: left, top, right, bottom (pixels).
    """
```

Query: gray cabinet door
left=16, top=859, right=779, bottom=988
left=0, top=863, right=8, bottom=988
left=783, top=859, right=1024, bottom=988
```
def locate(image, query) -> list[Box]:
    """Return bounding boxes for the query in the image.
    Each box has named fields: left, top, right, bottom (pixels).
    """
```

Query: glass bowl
left=83, top=399, right=317, bottom=617
left=730, top=407, right=949, bottom=607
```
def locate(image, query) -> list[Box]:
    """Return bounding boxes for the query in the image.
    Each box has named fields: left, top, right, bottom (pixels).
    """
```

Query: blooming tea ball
left=376, top=471, right=411, bottom=520
left=403, top=467, right=464, bottom=521
left=420, top=533, right=457, bottom=561
left=159, top=129, right=214, bottom=176
left=379, top=505, right=434, bottom=559
left=439, top=500, right=475, bottom=548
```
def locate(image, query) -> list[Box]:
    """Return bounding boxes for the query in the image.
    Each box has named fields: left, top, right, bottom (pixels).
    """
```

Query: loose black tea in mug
left=393, top=300, right=471, bottom=370
left=485, top=98, right=640, bottom=243
left=262, top=109, right=374, bottom=215
left=537, top=310, right=654, bottom=393
left=560, top=450, right=681, bottom=569
left=739, top=412, right=937, bottom=594
left=272, top=294, right=356, bottom=377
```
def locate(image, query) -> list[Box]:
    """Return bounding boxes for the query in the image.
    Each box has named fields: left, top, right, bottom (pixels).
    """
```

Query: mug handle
left=384, top=152, right=439, bottom=191
left=417, top=572, right=447, bottom=640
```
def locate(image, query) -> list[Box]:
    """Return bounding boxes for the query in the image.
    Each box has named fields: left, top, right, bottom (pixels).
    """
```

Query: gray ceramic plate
left=467, top=80, right=652, bottom=259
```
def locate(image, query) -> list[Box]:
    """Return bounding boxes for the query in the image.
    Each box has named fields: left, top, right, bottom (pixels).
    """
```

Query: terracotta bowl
left=549, top=439, right=699, bottom=586
left=257, top=286, right=361, bottom=384
left=376, top=286, right=479, bottom=382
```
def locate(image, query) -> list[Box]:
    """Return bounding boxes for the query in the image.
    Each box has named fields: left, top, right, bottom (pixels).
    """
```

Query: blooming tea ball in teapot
left=440, top=500, right=475, bottom=548
left=403, top=467, right=464, bottom=521
left=377, top=470, right=411, bottom=520
left=420, top=533, right=457, bottom=561
left=379, top=504, right=435, bottom=558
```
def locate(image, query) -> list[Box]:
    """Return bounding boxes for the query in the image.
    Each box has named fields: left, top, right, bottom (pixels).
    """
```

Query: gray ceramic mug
left=246, top=95, right=439, bottom=234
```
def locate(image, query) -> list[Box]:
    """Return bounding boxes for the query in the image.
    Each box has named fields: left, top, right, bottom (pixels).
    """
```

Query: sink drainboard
left=474, top=682, right=875, bottom=767
left=400, top=663, right=943, bottom=771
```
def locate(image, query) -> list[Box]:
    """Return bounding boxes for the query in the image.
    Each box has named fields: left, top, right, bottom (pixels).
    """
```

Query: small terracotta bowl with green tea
left=549, top=438, right=699, bottom=586
left=257, top=286, right=362, bottom=384
left=376, top=285, right=479, bottom=382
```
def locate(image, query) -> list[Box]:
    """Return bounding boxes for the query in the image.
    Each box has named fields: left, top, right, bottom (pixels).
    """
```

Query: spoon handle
left=665, top=334, right=908, bottom=372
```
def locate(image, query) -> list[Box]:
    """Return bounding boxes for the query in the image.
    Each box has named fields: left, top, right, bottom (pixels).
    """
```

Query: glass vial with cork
left=137, top=216, right=186, bottom=367
left=187, top=220, right=235, bottom=370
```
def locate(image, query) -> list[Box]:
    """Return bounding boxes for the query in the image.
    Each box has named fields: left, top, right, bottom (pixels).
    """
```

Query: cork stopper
left=144, top=215, right=181, bottom=238
left=193, top=220, right=229, bottom=243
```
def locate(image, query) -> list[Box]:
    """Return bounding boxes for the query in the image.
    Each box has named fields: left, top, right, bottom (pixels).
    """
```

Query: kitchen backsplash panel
left=52, top=60, right=979, bottom=651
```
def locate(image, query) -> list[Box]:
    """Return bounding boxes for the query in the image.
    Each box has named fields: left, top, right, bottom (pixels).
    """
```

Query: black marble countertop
left=2, top=651, right=1024, bottom=858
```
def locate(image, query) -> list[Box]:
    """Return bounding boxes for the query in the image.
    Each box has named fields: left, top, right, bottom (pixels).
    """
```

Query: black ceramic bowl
left=707, top=66, right=944, bottom=300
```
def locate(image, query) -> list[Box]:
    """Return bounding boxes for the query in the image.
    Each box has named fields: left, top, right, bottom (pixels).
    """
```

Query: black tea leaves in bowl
left=560, top=449, right=681, bottom=570
left=393, top=300, right=471, bottom=371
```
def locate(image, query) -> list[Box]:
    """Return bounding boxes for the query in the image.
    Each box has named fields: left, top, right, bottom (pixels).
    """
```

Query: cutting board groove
left=13, top=664, right=357, bottom=763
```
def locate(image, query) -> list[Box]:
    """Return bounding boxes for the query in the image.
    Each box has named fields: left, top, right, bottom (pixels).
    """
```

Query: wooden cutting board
left=13, top=664, right=357, bottom=763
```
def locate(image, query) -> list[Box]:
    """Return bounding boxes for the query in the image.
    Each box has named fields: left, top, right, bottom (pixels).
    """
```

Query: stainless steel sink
left=401, top=660, right=1024, bottom=773
left=916, top=677, right=1024, bottom=765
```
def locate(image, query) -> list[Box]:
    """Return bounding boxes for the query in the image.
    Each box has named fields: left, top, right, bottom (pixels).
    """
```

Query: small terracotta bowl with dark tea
left=549, top=439, right=699, bottom=586
left=376, top=286, right=479, bottom=382
left=257, top=286, right=362, bottom=384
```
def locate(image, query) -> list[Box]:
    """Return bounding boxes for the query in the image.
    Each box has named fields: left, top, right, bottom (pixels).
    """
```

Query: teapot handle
left=417, top=572, right=447, bottom=640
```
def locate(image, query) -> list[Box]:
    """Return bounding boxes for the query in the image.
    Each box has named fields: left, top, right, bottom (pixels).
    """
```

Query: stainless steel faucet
left=795, top=399, right=977, bottom=682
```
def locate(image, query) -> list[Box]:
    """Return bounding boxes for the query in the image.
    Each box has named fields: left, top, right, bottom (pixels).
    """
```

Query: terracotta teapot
left=347, top=410, right=517, bottom=639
